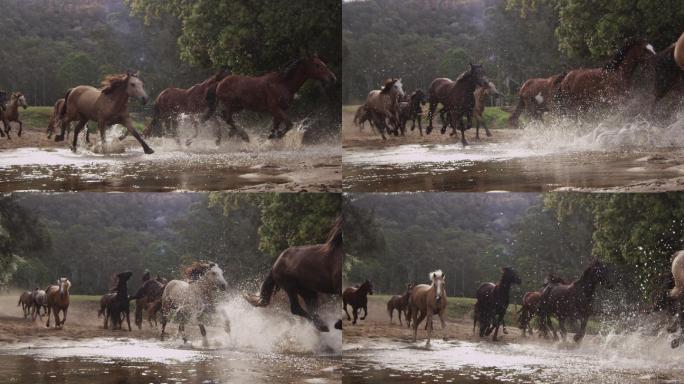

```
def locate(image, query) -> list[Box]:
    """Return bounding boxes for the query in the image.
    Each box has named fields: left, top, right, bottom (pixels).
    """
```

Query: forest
left=342, top=0, right=684, bottom=104
left=0, top=193, right=340, bottom=295
left=345, top=193, right=684, bottom=307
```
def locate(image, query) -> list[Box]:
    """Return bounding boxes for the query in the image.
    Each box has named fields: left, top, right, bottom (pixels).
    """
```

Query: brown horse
left=387, top=283, right=414, bottom=326
left=98, top=271, right=133, bottom=331
left=475, top=267, right=521, bottom=341
left=508, top=73, right=567, bottom=127
left=427, top=64, right=489, bottom=145
left=398, top=89, right=426, bottom=136
left=538, top=261, right=613, bottom=342
left=518, top=274, right=566, bottom=337
left=207, top=53, right=336, bottom=143
left=0, top=92, right=28, bottom=139
left=132, top=271, right=167, bottom=329
left=409, top=270, right=447, bottom=346
left=145, top=68, right=228, bottom=144
left=18, top=290, right=33, bottom=318
left=46, top=98, right=64, bottom=139
left=668, top=250, right=684, bottom=347
left=31, top=288, right=48, bottom=321
left=360, top=78, right=405, bottom=140
left=342, top=280, right=374, bottom=325
left=353, top=103, right=376, bottom=132
left=55, top=72, right=154, bottom=154
left=556, top=39, right=655, bottom=116
left=472, top=81, right=502, bottom=139
left=46, top=277, right=71, bottom=328
left=247, top=216, right=342, bottom=332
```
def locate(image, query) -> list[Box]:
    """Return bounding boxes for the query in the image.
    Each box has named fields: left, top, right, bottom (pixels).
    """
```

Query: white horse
left=160, top=261, right=228, bottom=343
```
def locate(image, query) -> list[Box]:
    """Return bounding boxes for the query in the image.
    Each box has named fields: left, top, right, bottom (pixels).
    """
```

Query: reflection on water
left=0, top=338, right=341, bottom=384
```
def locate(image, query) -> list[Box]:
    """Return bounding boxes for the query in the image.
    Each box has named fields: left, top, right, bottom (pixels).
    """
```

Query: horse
left=206, top=53, right=336, bottom=143
left=361, top=78, right=405, bottom=140
left=54, top=72, right=154, bottom=154
left=538, top=261, right=613, bottom=342
left=427, top=63, right=489, bottom=145
left=145, top=68, right=228, bottom=144
left=17, top=290, right=33, bottom=318
left=668, top=250, right=684, bottom=347
left=160, top=262, right=228, bottom=343
left=653, top=32, right=684, bottom=103
left=398, top=89, right=426, bottom=136
left=474, top=267, right=521, bottom=341
left=31, top=288, right=48, bottom=321
left=342, top=280, right=374, bottom=325
left=132, top=271, right=167, bottom=329
left=555, top=39, right=655, bottom=116
left=472, top=81, right=502, bottom=139
left=508, top=73, right=567, bottom=127
left=99, top=271, right=133, bottom=330
left=387, top=283, right=414, bottom=326
left=45, top=277, right=71, bottom=328
left=0, top=92, right=28, bottom=139
left=518, top=274, right=566, bottom=337
left=409, top=270, right=447, bottom=346
left=46, top=98, right=64, bottom=139
left=247, top=216, right=343, bottom=332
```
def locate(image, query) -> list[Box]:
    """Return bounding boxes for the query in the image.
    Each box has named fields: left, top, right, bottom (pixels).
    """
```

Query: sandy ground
left=0, top=294, right=161, bottom=345
left=0, top=125, right=62, bottom=150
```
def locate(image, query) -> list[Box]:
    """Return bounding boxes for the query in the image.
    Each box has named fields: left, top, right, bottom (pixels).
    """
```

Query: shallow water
left=0, top=337, right=341, bottom=384
left=342, top=331, right=684, bottom=384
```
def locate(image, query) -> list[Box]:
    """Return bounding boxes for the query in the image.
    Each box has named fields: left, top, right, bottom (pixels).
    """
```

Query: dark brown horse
left=207, top=53, right=336, bottom=143
left=247, top=216, right=342, bottom=332
left=98, top=271, right=133, bottom=331
left=145, top=68, right=228, bottom=144
left=508, top=73, right=567, bottom=127
left=387, top=283, right=414, bottom=326
left=518, top=274, right=566, bottom=337
left=556, top=39, right=655, bottom=116
left=398, top=89, right=426, bottom=136
left=427, top=64, right=489, bottom=145
left=0, top=92, right=28, bottom=139
left=538, top=261, right=613, bottom=342
left=132, top=271, right=167, bottom=329
left=342, top=280, right=374, bottom=325
left=474, top=267, right=521, bottom=341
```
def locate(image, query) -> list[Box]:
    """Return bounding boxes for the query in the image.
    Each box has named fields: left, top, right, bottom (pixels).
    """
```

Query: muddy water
left=342, top=332, right=684, bottom=384
left=0, top=337, right=340, bottom=384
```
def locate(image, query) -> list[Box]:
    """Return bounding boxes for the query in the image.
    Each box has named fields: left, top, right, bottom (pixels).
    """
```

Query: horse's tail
left=386, top=300, right=392, bottom=316
left=203, top=83, right=219, bottom=121
left=59, top=89, right=72, bottom=118
left=134, top=300, right=143, bottom=329
left=246, top=270, right=277, bottom=307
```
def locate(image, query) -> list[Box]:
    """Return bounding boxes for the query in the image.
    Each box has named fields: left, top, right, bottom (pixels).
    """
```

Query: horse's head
left=126, top=72, right=148, bottom=105
left=484, top=81, right=503, bottom=97
left=590, top=260, right=613, bottom=289
left=502, top=267, right=522, bottom=286
left=117, top=271, right=133, bottom=282
left=303, top=53, right=337, bottom=85
left=206, top=262, right=228, bottom=291
left=469, top=63, right=488, bottom=87
left=430, top=270, right=445, bottom=304
left=604, top=38, right=656, bottom=72
left=12, top=92, right=28, bottom=109
left=361, top=279, right=374, bottom=295
left=56, top=277, right=71, bottom=296
left=406, top=282, right=415, bottom=292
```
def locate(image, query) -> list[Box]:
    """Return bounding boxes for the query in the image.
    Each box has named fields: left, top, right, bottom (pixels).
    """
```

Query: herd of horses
left=3, top=53, right=335, bottom=153
left=353, top=32, right=684, bottom=146
left=344, top=256, right=684, bottom=349
left=15, top=217, right=343, bottom=341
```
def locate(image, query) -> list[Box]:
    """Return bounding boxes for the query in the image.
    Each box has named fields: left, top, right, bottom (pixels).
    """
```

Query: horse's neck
left=281, top=65, right=308, bottom=94
left=358, top=285, right=369, bottom=295
left=6, top=99, right=18, bottom=114
left=573, top=274, right=597, bottom=300
left=496, top=280, right=512, bottom=301
left=103, top=88, right=129, bottom=113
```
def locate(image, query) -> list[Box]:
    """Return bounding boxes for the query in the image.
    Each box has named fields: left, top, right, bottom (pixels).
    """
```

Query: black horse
left=398, top=89, right=427, bottom=136
left=98, top=271, right=133, bottom=331
left=474, top=267, right=521, bottom=341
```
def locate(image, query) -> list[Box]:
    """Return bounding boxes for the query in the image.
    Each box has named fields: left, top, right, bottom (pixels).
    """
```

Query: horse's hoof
left=440, top=127, right=446, bottom=134
left=672, top=338, right=681, bottom=348
left=182, top=337, right=187, bottom=344
left=573, top=334, right=583, bottom=342
left=144, top=147, right=154, bottom=155
left=334, top=320, right=342, bottom=330
left=240, top=132, right=250, bottom=142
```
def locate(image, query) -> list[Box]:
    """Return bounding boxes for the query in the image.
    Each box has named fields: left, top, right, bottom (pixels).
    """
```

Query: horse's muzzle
left=140, top=96, right=149, bottom=105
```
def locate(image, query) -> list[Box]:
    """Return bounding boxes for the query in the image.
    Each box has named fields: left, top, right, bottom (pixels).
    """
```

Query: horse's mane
left=603, top=39, right=646, bottom=72
left=429, top=269, right=444, bottom=281
left=551, top=71, right=568, bottom=85
left=279, top=58, right=304, bottom=80
left=187, top=68, right=229, bottom=93
left=183, top=261, right=211, bottom=281
left=324, top=216, right=343, bottom=250
left=575, top=260, right=602, bottom=284
left=101, top=74, right=130, bottom=94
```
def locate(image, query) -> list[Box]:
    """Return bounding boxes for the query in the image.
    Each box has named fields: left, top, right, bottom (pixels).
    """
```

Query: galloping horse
left=145, top=68, right=228, bottom=143
left=427, top=64, right=489, bottom=145
left=472, top=81, right=502, bottom=139
left=668, top=250, right=684, bottom=348
left=518, top=274, right=566, bottom=337
left=398, top=89, right=426, bottom=136
left=55, top=72, right=154, bottom=154
left=0, top=92, right=28, bottom=138
left=409, top=270, right=447, bottom=346
left=538, top=261, right=613, bottom=342
left=474, top=267, right=521, bottom=341
left=132, top=270, right=167, bottom=329
left=160, top=262, right=228, bottom=343
left=342, top=280, right=374, bottom=325
left=46, top=277, right=71, bottom=328
left=508, top=72, right=567, bottom=127
left=31, top=288, right=48, bottom=321
left=247, top=216, right=343, bottom=332
left=361, top=78, right=405, bottom=139
left=207, top=53, right=336, bottom=143
left=387, top=283, right=414, bottom=326
left=18, top=290, right=33, bottom=318
left=353, top=103, right=375, bottom=132
left=99, top=271, right=133, bottom=331
left=556, top=39, right=655, bottom=116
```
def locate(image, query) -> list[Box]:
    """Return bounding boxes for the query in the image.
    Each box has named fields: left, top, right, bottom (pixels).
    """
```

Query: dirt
left=0, top=125, right=62, bottom=150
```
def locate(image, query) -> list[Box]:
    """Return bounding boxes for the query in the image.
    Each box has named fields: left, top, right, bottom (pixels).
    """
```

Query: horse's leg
left=558, top=317, right=567, bottom=341
left=179, top=323, right=187, bottom=344
left=352, top=305, right=358, bottom=325
left=160, top=312, right=167, bottom=341
left=199, top=324, right=208, bottom=344
left=492, top=311, right=504, bottom=341
left=122, top=117, right=154, bottom=154
left=361, top=302, right=368, bottom=320
left=3, top=118, right=11, bottom=140
left=98, top=121, right=107, bottom=147
left=417, top=116, right=424, bottom=136
left=220, top=110, right=249, bottom=143
left=301, top=289, right=328, bottom=332
left=46, top=306, right=51, bottom=327
left=54, top=308, right=61, bottom=328
left=426, top=102, right=436, bottom=134
left=17, top=119, right=22, bottom=137
left=285, top=289, right=314, bottom=323
left=104, top=308, right=109, bottom=329
left=126, top=309, right=131, bottom=332
left=389, top=306, right=394, bottom=324
left=502, top=315, right=508, bottom=334
left=426, top=311, right=433, bottom=346
left=71, top=120, right=87, bottom=152
left=61, top=308, right=67, bottom=327
left=573, top=316, right=588, bottom=342
left=439, top=309, right=447, bottom=341
left=343, top=298, right=351, bottom=321
left=459, top=112, right=468, bottom=146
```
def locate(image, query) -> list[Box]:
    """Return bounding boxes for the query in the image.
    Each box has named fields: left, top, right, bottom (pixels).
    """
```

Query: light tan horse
left=409, top=270, right=447, bottom=346
left=1, top=92, right=28, bottom=139
left=55, top=72, right=154, bottom=154
left=674, top=32, right=684, bottom=70
left=362, top=78, right=405, bottom=140
left=46, top=277, right=71, bottom=328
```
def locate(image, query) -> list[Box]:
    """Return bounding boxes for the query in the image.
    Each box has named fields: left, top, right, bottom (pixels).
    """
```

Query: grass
left=342, top=105, right=512, bottom=130
left=69, top=295, right=102, bottom=303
